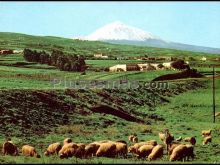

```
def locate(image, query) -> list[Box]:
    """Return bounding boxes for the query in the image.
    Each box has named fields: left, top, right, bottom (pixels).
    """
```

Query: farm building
left=116, top=57, right=128, bottom=60
left=109, top=64, right=127, bottom=72
left=13, top=50, right=23, bottom=54
left=0, top=49, right=13, bottom=55
left=94, top=53, right=108, bottom=59
left=147, top=57, right=156, bottom=61
left=157, top=56, right=172, bottom=61
left=126, top=64, right=139, bottom=71
left=109, top=63, right=158, bottom=72
left=137, top=63, right=156, bottom=71
left=150, top=63, right=164, bottom=70
left=101, top=55, right=108, bottom=59
left=201, top=56, right=207, bottom=61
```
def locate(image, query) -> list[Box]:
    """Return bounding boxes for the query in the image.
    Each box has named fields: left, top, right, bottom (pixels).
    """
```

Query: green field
left=0, top=53, right=180, bottom=89
left=0, top=32, right=220, bottom=164
left=0, top=79, right=220, bottom=164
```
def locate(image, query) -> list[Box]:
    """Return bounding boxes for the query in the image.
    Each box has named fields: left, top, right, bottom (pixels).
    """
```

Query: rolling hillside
left=1, top=78, right=220, bottom=164
left=0, top=32, right=219, bottom=59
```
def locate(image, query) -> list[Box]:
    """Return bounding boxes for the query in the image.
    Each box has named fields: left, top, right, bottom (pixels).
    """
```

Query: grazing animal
left=158, top=132, right=174, bottom=144
left=169, top=144, right=187, bottom=162
left=175, top=136, right=182, bottom=142
left=58, top=142, right=78, bottom=156
left=77, top=143, right=86, bottom=148
left=96, top=142, right=116, bottom=157
left=129, top=135, right=138, bottom=143
left=128, top=146, right=137, bottom=155
left=44, top=142, right=62, bottom=156
left=183, top=137, right=196, bottom=145
left=2, top=140, right=18, bottom=156
left=114, top=142, right=128, bottom=158
left=168, top=143, right=181, bottom=156
left=158, top=132, right=166, bottom=142
left=92, top=140, right=110, bottom=144
left=59, top=147, right=75, bottom=159
left=159, top=129, right=174, bottom=155
left=128, top=140, right=157, bottom=155
left=74, top=143, right=86, bottom=158
left=128, top=135, right=135, bottom=142
left=166, top=134, right=174, bottom=145
left=137, top=144, right=154, bottom=158
left=84, top=143, right=100, bottom=158
left=116, top=140, right=127, bottom=145
left=63, top=138, right=72, bottom=145
left=145, top=140, right=157, bottom=146
left=215, top=112, right=220, bottom=117
left=21, top=145, right=40, bottom=158
left=203, top=136, right=212, bottom=145
left=132, top=136, right=138, bottom=143
left=185, top=144, right=195, bottom=161
left=148, top=145, right=163, bottom=161
left=202, top=130, right=212, bottom=137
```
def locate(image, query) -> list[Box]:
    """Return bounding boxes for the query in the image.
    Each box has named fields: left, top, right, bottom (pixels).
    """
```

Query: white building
left=94, top=53, right=108, bottom=59
left=201, top=56, right=207, bottom=61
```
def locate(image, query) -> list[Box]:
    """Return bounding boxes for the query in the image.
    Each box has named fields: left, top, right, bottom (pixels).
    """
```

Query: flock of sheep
left=1, top=129, right=212, bottom=162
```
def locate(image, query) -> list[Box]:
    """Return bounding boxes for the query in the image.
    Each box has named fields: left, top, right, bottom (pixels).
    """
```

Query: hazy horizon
left=0, top=2, right=220, bottom=48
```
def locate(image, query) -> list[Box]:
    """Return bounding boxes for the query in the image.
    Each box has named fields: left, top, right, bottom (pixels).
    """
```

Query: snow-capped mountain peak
left=83, top=21, right=161, bottom=41
left=73, top=21, right=220, bottom=54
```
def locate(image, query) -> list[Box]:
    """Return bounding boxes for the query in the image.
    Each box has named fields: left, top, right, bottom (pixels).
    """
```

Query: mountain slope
left=106, top=40, right=220, bottom=54
left=0, top=32, right=219, bottom=58
left=84, top=21, right=162, bottom=41
left=82, top=21, right=220, bottom=54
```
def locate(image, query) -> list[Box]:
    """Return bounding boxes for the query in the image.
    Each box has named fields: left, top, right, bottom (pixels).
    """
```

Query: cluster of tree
left=153, top=68, right=203, bottom=81
left=171, top=59, right=190, bottom=70
left=23, top=48, right=86, bottom=72
left=188, top=57, right=196, bottom=61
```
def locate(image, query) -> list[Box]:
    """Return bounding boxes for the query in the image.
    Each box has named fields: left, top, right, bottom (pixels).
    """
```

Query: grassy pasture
left=0, top=32, right=220, bottom=163
left=0, top=79, right=219, bottom=163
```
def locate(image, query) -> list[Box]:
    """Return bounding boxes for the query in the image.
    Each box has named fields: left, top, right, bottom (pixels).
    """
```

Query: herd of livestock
left=1, top=129, right=212, bottom=162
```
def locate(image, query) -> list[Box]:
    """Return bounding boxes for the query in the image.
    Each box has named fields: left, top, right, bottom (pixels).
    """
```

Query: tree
left=50, top=50, right=64, bottom=66
left=77, top=55, right=86, bottom=72
left=171, top=59, right=190, bottom=70
left=23, top=48, right=33, bottom=62
left=189, top=57, right=196, bottom=61
left=23, top=48, right=87, bottom=72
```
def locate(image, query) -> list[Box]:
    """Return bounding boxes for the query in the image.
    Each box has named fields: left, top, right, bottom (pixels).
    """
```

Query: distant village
left=1, top=48, right=220, bottom=72
left=92, top=53, right=211, bottom=62
left=0, top=49, right=23, bottom=55
left=92, top=52, right=220, bottom=72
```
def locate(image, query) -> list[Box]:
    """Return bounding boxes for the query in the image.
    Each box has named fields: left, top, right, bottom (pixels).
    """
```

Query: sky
left=0, top=1, right=220, bottom=48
